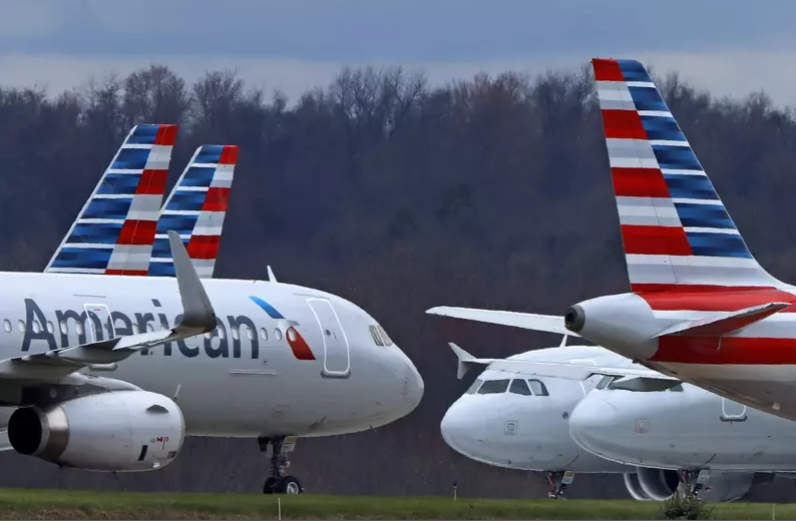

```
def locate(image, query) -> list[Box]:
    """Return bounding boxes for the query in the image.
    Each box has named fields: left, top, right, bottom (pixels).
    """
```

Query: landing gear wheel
left=258, top=436, right=303, bottom=495
left=263, top=477, right=278, bottom=494
left=275, top=476, right=303, bottom=494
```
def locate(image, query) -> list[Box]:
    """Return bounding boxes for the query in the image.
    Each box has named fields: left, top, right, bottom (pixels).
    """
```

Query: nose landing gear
left=546, top=471, right=575, bottom=499
left=258, top=436, right=304, bottom=494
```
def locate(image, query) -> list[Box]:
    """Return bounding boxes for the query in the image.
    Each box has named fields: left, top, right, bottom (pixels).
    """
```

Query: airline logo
left=592, top=58, right=776, bottom=293
left=21, top=297, right=315, bottom=362
left=149, top=145, right=238, bottom=278
left=46, top=124, right=177, bottom=276
left=249, top=296, right=316, bottom=360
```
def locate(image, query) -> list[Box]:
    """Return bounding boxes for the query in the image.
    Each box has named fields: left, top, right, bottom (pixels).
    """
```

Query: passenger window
left=146, top=323, right=155, bottom=333
left=32, top=321, right=40, bottom=334
left=378, top=326, right=393, bottom=346
left=369, top=326, right=384, bottom=346
left=465, top=378, right=484, bottom=394
left=76, top=323, right=84, bottom=336
left=509, top=379, right=532, bottom=396
left=259, top=328, right=268, bottom=341
left=60, top=321, right=68, bottom=335
left=528, top=379, right=549, bottom=396
left=231, top=327, right=240, bottom=341
left=132, top=324, right=140, bottom=334
left=246, top=327, right=254, bottom=341
left=17, top=320, right=23, bottom=333
left=3, top=320, right=10, bottom=333
left=274, top=329, right=283, bottom=341
left=477, top=379, right=510, bottom=395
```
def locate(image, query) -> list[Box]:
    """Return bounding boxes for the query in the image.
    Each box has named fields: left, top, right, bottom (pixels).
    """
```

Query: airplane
left=439, top=343, right=630, bottom=498
left=559, top=57, right=796, bottom=423
left=0, top=124, right=423, bottom=495
left=441, top=340, right=794, bottom=501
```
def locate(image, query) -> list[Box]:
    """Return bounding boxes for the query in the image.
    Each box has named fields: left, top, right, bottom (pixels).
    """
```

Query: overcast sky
left=4, top=0, right=796, bottom=106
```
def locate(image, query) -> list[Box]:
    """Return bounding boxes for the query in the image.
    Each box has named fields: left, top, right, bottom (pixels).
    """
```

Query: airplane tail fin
left=591, top=58, right=779, bottom=292
left=149, top=145, right=238, bottom=278
left=45, top=124, right=177, bottom=275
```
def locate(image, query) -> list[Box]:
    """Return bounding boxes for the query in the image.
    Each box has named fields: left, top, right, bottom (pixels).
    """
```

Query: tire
left=275, top=476, right=303, bottom=494
left=263, top=477, right=278, bottom=494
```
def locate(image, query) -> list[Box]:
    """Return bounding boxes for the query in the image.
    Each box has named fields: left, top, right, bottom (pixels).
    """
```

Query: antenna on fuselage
left=267, top=265, right=277, bottom=283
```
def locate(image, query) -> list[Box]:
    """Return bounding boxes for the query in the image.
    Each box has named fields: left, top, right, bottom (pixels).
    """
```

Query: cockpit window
left=527, top=379, right=549, bottom=396
left=369, top=326, right=384, bottom=346
left=596, top=375, right=618, bottom=390
left=509, top=379, right=532, bottom=396
left=377, top=325, right=393, bottom=346
left=477, top=379, right=510, bottom=395
left=465, top=378, right=483, bottom=394
left=667, top=384, right=684, bottom=392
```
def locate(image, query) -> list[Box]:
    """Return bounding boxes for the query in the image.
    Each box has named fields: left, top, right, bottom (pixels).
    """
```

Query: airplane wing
left=427, top=306, right=579, bottom=338
left=654, top=302, right=792, bottom=337
left=0, top=231, right=217, bottom=381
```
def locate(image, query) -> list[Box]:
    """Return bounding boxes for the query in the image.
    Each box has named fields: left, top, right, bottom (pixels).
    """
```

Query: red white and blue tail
left=592, top=58, right=780, bottom=292
left=148, top=145, right=238, bottom=278
left=45, top=124, right=177, bottom=275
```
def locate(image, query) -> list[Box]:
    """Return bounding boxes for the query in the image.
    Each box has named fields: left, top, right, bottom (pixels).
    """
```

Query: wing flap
left=655, top=302, right=791, bottom=338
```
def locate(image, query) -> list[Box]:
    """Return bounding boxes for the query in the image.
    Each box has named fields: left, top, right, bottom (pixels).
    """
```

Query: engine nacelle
left=623, top=468, right=759, bottom=502
left=7, top=390, right=184, bottom=472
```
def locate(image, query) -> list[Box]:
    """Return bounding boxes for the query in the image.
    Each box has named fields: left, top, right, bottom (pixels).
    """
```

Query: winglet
left=267, top=265, right=277, bottom=283
left=168, top=230, right=217, bottom=333
left=449, top=342, right=494, bottom=379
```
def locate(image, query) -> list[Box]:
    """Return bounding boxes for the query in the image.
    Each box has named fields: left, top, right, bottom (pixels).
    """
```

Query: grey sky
left=3, top=0, right=796, bottom=105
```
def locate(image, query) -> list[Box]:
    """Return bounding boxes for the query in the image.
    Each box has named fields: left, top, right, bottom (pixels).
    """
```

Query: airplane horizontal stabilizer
left=448, top=342, right=495, bottom=379
left=0, top=231, right=217, bottom=380
left=654, top=302, right=791, bottom=338
left=427, top=306, right=580, bottom=338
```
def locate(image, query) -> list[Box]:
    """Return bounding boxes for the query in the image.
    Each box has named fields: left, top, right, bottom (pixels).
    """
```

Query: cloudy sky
left=4, top=0, right=796, bottom=105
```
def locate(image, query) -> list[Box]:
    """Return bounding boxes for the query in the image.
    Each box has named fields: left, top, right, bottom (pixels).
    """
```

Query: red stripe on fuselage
left=636, top=288, right=796, bottom=312
left=652, top=336, right=796, bottom=365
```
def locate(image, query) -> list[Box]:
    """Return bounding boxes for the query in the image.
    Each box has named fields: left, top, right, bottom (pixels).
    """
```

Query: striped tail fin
left=149, top=145, right=238, bottom=278
left=591, top=58, right=780, bottom=292
left=45, top=124, right=177, bottom=275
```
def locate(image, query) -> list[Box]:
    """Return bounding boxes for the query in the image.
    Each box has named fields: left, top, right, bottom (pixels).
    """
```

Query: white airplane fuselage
left=440, top=346, right=629, bottom=473
left=0, top=271, right=423, bottom=439
left=570, top=379, right=796, bottom=471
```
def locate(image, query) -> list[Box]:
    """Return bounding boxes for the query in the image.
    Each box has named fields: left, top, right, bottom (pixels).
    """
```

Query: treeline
left=0, top=62, right=794, bottom=500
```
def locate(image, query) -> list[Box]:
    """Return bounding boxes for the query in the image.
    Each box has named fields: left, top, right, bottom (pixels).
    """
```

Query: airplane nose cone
left=568, top=397, right=619, bottom=458
left=440, top=401, right=486, bottom=456
left=400, top=353, right=424, bottom=411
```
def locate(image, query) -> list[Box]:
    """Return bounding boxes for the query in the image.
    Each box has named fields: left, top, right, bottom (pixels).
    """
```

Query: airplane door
left=720, top=397, right=747, bottom=422
left=84, top=303, right=114, bottom=342
left=305, top=297, right=350, bottom=377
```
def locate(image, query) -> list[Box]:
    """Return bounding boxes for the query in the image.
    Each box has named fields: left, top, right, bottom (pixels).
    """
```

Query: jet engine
left=623, top=468, right=762, bottom=502
left=7, top=390, right=184, bottom=471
